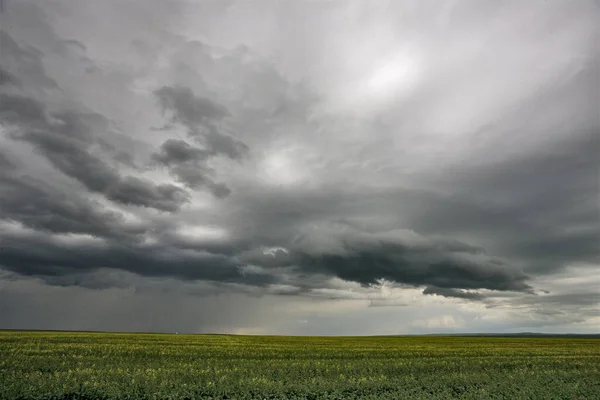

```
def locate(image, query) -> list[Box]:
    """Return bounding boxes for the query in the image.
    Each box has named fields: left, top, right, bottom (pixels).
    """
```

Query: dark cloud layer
left=241, top=225, right=532, bottom=294
left=152, top=138, right=231, bottom=197
left=423, top=286, right=484, bottom=301
left=0, top=0, right=598, bottom=333
left=0, top=172, right=131, bottom=239
left=0, top=232, right=274, bottom=287
left=155, top=85, right=248, bottom=159
left=153, top=138, right=210, bottom=166
left=1, top=92, right=190, bottom=212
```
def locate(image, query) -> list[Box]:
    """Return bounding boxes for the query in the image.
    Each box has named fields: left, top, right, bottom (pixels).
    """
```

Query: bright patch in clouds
left=365, top=51, right=420, bottom=101
left=260, top=146, right=309, bottom=186
left=175, top=225, right=229, bottom=242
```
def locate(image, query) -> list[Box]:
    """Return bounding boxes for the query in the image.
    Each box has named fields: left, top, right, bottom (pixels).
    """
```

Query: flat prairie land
left=1, top=331, right=598, bottom=399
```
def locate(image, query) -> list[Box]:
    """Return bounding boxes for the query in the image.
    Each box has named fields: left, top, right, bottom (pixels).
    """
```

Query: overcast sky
left=0, top=0, right=598, bottom=335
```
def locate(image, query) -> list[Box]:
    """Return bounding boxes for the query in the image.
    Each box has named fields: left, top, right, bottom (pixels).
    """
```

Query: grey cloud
left=105, top=176, right=189, bottom=213
left=155, top=85, right=229, bottom=126
left=1, top=93, right=190, bottom=212
left=422, top=286, right=484, bottom=301
left=152, top=138, right=231, bottom=197
left=0, top=30, right=59, bottom=90
left=153, top=138, right=210, bottom=165
left=0, top=66, right=21, bottom=87
left=483, top=290, right=600, bottom=330
left=528, top=293, right=600, bottom=308
left=204, top=123, right=249, bottom=159
left=24, top=127, right=188, bottom=212
left=60, top=39, right=87, bottom=51
left=238, top=224, right=532, bottom=293
left=294, top=248, right=530, bottom=293
left=220, top=185, right=537, bottom=294
left=240, top=247, right=295, bottom=269
left=2, top=11, right=189, bottom=213
left=151, top=71, right=255, bottom=191
left=1, top=1, right=100, bottom=78
left=0, top=150, right=18, bottom=170
left=112, top=150, right=138, bottom=168
left=368, top=300, right=409, bottom=307
left=23, top=130, right=117, bottom=192
left=0, top=171, right=140, bottom=240
left=50, top=110, right=109, bottom=143
left=0, top=93, right=46, bottom=126
left=0, top=182, right=533, bottom=295
left=169, top=164, right=231, bottom=198
left=222, top=186, right=492, bottom=257
left=417, top=130, right=599, bottom=274
left=166, top=163, right=210, bottom=188
left=154, top=85, right=248, bottom=159
left=95, top=134, right=147, bottom=170
left=0, top=228, right=272, bottom=287
left=164, top=38, right=313, bottom=148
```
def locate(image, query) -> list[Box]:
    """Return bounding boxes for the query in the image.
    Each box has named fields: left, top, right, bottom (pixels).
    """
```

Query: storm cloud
left=0, top=0, right=598, bottom=334
left=1, top=92, right=190, bottom=212
left=154, top=85, right=248, bottom=159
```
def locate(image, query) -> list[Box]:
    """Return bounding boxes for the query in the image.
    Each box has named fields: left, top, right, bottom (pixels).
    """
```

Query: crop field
left=0, top=331, right=599, bottom=400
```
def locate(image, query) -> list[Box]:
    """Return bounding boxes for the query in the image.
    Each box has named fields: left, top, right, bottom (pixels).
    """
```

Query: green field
left=1, top=331, right=599, bottom=399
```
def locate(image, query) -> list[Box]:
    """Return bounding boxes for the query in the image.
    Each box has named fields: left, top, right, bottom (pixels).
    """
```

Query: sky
left=0, top=0, right=598, bottom=335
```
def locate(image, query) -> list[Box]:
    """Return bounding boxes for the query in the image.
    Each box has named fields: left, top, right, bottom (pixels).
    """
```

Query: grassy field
left=0, top=331, right=598, bottom=399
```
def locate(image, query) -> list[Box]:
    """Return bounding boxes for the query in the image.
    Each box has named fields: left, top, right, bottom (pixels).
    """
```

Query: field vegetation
left=1, top=331, right=598, bottom=399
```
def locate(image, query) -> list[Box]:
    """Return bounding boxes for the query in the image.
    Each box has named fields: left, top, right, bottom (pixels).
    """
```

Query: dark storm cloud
left=233, top=221, right=531, bottom=293
left=2, top=4, right=188, bottom=214
left=417, top=130, right=599, bottom=274
left=154, top=85, right=249, bottom=159
left=286, top=226, right=531, bottom=292
left=422, top=286, right=484, bottom=301
left=0, top=227, right=274, bottom=287
left=169, top=164, right=231, bottom=198
left=155, top=85, right=230, bottom=126
left=153, top=138, right=210, bottom=165
left=0, top=93, right=46, bottom=125
left=0, top=93, right=190, bottom=212
left=105, top=176, right=189, bottom=212
left=0, top=184, right=532, bottom=295
left=0, top=162, right=144, bottom=240
left=152, top=138, right=231, bottom=197
left=151, top=85, right=252, bottom=197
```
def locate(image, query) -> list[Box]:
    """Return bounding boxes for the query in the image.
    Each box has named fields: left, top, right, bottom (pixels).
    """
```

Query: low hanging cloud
left=0, top=172, right=138, bottom=240
left=422, top=286, right=485, bottom=301
left=244, top=224, right=532, bottom=294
